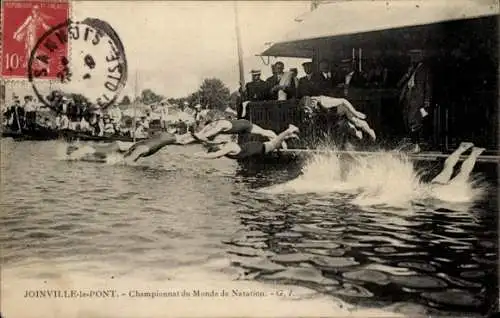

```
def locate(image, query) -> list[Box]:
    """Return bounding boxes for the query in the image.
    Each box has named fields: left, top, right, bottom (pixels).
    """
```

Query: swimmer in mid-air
left=193, top=124, right=299, bottom=160
left=65, top=132, right=228, bottom=162
left=430, top=142, right=485, bottom=186
left=192, top=118, right=288, bottom=149
left=305, top=95, right=377, bottom=141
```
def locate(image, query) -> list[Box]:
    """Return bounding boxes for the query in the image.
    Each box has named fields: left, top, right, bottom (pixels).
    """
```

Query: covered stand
left=251, top=0, right=498, bottom=151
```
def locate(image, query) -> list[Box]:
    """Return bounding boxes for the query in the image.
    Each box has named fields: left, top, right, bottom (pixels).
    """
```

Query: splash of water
left=348, top=151, right=425, bottom=207
left=426, top=176, right=487, bottom=203
left=260, top=145, right=349, bottom=194
left=54, top=142, right=73, bottom=160
left=261, top=147, right=488, bottom=207
left=54, top=142, right=126, bottom=165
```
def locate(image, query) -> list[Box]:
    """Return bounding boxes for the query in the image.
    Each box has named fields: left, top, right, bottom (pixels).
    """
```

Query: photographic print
left=1, top=0, right=498, bottom=317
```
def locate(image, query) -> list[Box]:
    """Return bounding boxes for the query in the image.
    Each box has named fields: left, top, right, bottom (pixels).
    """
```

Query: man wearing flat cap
left=244, top=69, right=269, bottom=102
left=298, top=61, right=319, bottom=98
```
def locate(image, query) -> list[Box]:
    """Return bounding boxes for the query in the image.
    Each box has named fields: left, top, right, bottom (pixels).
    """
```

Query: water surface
left=1, top=139, right=497, bottom=317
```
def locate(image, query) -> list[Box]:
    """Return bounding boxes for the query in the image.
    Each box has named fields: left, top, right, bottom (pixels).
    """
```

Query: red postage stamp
left=1, top=0, right=70, bottom=79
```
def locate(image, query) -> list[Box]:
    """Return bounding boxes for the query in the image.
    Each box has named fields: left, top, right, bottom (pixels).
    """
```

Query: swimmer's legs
left=263, top=124, right=299, bottom=153
left=249, top=124, right=288, bottom=149
left=249, top=124, right=276, bottom=139
left=337, top=99, right=367, bottom=120
left=449, top=147, right=485, bottom=185
left=346, top=122, right=364, bottom=140
left=194, top=121, right=230, bottom=141
left=348, top=115, right=376, bottom=141
left=431, top=142, right=474, bottom=184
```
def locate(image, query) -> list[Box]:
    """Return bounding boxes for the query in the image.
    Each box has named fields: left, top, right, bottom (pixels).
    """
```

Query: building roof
left=260, top=0, right=499, bottom=58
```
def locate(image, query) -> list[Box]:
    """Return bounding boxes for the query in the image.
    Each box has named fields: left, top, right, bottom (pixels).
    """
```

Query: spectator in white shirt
left=55, top=115, right=61, bottom=129
left=133, top=121, right=148, bottom=139
left=79, top=117, right=91, bottom=132
left=23, top=95, right=38, bottom=129
left=108, top=104, right=122, bottom=128
left=159, top=104, right=169, bottom=130
left=140, top=116, right=150, bottom=129
left=103, top=116, right=115, bottom=135
left=59, top=114, right=70, bottom=130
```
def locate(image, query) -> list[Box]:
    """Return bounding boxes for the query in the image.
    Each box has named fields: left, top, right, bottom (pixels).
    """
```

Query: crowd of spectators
left=2, top=92, right=205, bottom=139
left=242, top=58, right=400, bottom=103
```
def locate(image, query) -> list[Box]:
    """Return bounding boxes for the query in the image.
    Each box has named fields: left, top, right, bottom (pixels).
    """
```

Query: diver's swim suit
left=225, top=119, right=253, bottom=134
left=225, top=141, right=265, bottom=160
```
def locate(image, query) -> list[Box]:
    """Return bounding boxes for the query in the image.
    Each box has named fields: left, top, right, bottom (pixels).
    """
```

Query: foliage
left=186, top=91, right=201, bottom=107
left=112, top=77, right=231, bottom=112
left=70, top=93, right=90, bottom=106
left=119, top=95, right=131, bottom=105
left=195, top=78, right=230, bottom=111
left=140, top=89, right=164, bottom=105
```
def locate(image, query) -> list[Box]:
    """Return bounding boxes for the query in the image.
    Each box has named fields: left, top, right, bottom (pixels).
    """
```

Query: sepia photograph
left=1, top=0, right=499, bottom=317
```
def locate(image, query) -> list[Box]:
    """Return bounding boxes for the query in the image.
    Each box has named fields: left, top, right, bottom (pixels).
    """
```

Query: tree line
left=119, top=78, right=239, bottom=111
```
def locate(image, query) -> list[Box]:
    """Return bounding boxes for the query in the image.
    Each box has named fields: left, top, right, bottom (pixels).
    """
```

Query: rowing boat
left=1, top=127, right=150, bottom=143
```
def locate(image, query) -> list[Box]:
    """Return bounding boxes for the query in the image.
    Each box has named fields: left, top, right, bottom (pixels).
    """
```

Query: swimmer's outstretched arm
left=123, top=133, right=177, bottom=162
left=193, top=143, right=236, bottom=159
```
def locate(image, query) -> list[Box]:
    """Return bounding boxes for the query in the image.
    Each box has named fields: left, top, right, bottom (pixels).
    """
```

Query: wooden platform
left=279, top=149, right=500, bottom=164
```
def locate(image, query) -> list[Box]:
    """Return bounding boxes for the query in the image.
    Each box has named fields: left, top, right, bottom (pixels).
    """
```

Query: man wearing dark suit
left=398, top=49, right=433, bottom=152
left=7, top=96, right=25, bottom=131
left=288, top=68, right=299, bottom=99
left=265, top=61, right=287, bottom=100
left=244, top=69, right=269, bottom=101
left=312, top=59, right=342, bottom=96
left=297, top=61, right=319, bottom=98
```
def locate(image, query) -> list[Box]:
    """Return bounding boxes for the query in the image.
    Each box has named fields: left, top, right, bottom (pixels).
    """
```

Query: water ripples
left=1, top=140, right=497, bottom=317
left=226, top=184, right=497, bottom=315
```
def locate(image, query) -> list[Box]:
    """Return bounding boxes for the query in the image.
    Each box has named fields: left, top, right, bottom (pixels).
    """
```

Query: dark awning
left=260, top=0, right=499, bottom=58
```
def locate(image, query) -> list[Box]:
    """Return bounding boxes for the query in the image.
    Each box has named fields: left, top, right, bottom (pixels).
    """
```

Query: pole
left=233, top=1, right=245, bottom=90
left=14, top=105, right=22, bottom=133
left=133, top=71, right=138, bottom=142
left=358, top=48, right=362, bottom=72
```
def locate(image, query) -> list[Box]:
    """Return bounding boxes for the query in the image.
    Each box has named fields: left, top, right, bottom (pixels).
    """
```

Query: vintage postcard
left=1, top=0, right=499, bottom=317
